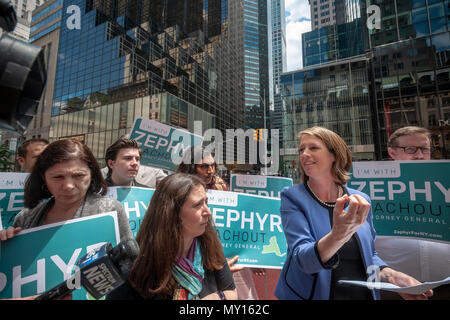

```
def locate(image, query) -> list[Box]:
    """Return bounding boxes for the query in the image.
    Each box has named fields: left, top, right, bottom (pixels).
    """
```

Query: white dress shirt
left=375, top=237, right=450, bottom=282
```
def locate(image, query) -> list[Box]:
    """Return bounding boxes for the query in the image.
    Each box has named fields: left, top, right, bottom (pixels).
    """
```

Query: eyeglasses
left=394, top=146, right=432, bottom=154
left=196, top=163, right=216, bottom=170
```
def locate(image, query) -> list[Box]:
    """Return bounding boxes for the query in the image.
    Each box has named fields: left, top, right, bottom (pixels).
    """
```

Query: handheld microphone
left=36, top=239, right=139, bottom=300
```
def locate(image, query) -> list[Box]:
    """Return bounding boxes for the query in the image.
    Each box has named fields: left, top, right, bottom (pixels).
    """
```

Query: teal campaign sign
left=347, top=161, right=450, bottom=243
left=0, top=213, right=120, bottom=299
left=208, top=190, right=287, bottom=269
left=129, top=117, right=203, bottom=171
left=106, top=186, right=286, bottom=268
left=106, top=187, right=154, bottom=238
left=0, top=173, right=27, bottom=230
left=230, top=174, right=293, bottom=198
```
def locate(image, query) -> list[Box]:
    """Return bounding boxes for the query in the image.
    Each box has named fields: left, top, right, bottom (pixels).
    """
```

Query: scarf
left=172, top=238, right=204, bottom=300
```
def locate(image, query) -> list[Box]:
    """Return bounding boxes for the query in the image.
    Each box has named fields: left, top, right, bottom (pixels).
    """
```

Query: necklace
left=306, top=181, right=342, bottom=208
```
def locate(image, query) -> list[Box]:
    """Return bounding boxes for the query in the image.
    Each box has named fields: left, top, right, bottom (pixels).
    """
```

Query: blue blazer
left=275, top=184, right=387, bottom=300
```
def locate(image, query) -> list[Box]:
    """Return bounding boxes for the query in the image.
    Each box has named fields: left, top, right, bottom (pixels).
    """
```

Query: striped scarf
left=172, top=238, right=204, bottom=300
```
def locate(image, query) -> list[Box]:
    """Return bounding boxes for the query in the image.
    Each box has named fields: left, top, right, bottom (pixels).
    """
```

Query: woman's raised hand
left=331, top=194, right=370, bottom=244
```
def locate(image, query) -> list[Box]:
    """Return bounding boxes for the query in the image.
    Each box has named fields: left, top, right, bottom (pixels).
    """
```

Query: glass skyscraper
left=280, top=56, right=373, bottom=180
left=368, top=0, right=450, bottom=159
left=303, top=1, right=369, bottom=67
left=281, top=0, right=450, bottom=180
left=269, top=0, right=287, bottom=148
left=24, top=0, right=62, bottom=142
left=309, top=0, right=337, bottom=30
left=240, top=0, right=270, bottom=130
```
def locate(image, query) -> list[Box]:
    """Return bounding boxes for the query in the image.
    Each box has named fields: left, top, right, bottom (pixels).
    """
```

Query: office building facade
left=25, top=0, right=62, bottom=141
left=269, top=0, right=287, bottom=148
left=8, top=0, right=49, bottom=40
left=309, top=0, right=336, bottom=30
left=235, top=0, right=270, bottom=131
left=281, top=0, right=450, bottom=180
left=24, top=0, right=244, bottom=165
left=280, top=55, right=373, bottom=179
left=303, top=0, right=369, bottom=67
left=368, top=0, right=450, bottom=159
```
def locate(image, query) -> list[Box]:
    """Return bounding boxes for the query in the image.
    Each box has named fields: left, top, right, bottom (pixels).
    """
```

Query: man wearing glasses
left=376, top=126, right=450, bottom=299
left=387, top=126, right=432, bottom=160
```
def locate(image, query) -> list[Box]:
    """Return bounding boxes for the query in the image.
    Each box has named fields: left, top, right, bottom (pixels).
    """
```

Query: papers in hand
left=338, top=277, right=450, bottom=295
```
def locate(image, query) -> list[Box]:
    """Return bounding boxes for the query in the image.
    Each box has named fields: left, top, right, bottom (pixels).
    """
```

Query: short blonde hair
left=298, top=126, right=352, bottom=185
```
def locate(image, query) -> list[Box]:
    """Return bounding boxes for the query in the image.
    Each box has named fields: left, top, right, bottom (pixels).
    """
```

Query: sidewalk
left=252, top=269, right=281, bottom=300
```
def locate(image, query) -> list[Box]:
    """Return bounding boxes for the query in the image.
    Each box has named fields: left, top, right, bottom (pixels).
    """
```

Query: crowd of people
left=0, top=126, right=448, bottom=300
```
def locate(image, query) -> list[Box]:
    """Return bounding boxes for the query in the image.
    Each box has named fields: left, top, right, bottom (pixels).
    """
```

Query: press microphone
left=36, top=239, right=139, bottom=300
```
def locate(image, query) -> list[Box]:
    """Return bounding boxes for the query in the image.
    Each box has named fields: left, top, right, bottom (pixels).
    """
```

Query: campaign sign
left=106, top=187, right=154, bottom=238
left=348, top=161, right=450, bottom=243
left=208, top=190, right=286, bottom=268
left=129, top=117, right=203, bottom=171
left=0, top=173, right=28, bottom=230
left=0, top=213, right=120, bottom=300
left=230, top=174, right=293, bottom=198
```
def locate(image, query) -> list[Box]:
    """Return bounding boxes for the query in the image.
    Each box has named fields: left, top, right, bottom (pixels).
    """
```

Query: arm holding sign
left=11, top=194, right=132, bottom=242
left=6, top=140, right=132, bottom=242
left=227, top=255, right=244, bottom=273
left=78, top=194, right=132, bottom=242
left=0, top=226, right=22, bottom=241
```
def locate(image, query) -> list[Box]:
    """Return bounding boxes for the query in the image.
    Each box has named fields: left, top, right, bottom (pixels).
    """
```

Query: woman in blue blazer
left=275, top=126, right=433, bottom=300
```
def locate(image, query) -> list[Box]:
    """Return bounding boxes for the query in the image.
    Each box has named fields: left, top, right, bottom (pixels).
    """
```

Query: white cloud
left=284, top=0, right=311, bottom=71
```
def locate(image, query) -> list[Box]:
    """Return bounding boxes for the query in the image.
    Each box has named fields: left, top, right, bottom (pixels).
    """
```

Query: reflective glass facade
left=302, top=1, right=369, bottom=67
left=270, top=0, right=286, bottom=147
left=309, top=0, right=336, bottom=30
left=242, top=0, right=270, bottom=130
left=282, top=0, right=450, bottom=178
left=25, top=0, right=61, bottom=141
left=49, top=92, right=214, bottom=166
left=280, top=57, right=374, bottom=180
left=46, top=0, right=243, bottom=160
left=369, top=0, right=450, bottom=159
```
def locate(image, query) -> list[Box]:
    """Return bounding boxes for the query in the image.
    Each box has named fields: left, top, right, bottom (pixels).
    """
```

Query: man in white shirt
left=376, top=126, right=450, bottom=299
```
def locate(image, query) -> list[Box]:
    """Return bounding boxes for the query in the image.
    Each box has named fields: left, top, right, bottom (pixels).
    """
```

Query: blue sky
left=284, top=0, right=311, bottom=71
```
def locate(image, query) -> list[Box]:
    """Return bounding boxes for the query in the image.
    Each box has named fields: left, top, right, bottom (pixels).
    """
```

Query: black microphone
left=36, top=239, right=139, bottom=300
